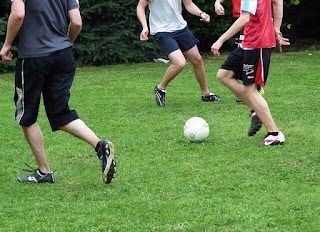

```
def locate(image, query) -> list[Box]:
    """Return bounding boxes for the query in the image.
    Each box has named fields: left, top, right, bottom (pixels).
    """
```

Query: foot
left=18, top=169, right=55, bottom=183
left=154, top=85, right=166, bottom=106
left=202, top=93, right=224, bottom=102
left=256, top=131, right=285, bottom=146
left=96, top=140, right=116, bottom=184
left=248, top=111, right=262, bottom=136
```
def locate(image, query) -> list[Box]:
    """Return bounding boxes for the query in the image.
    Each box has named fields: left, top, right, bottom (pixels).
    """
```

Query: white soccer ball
left=183, top=117, right=209, bottom=142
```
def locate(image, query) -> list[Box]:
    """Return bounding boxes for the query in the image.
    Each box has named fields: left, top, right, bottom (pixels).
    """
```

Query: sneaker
left=154, top=85, right=166, bottom=106
left=202, top=93, right=224, bottom=102
left=248, top=111, right=262, bottom=136
left=256, top=131, right=285, bottom=146
left=18, top=169, right=55, bottom=183
left=96, top=140, right=116, bottom=184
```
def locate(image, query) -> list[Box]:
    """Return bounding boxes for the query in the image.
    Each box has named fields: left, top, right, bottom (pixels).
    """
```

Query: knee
left=191, top=54, right=203, bottom=66
left=173, top=59, right=186, bottom=71
left=217, top=69, right=225, bottom=83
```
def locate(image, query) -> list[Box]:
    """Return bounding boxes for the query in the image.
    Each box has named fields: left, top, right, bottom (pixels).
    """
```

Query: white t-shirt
left=148, top=0, right=187, bottom=35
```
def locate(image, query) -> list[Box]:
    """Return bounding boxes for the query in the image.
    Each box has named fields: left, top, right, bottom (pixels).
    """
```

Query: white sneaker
left=256, top=131, right=285, bottom=146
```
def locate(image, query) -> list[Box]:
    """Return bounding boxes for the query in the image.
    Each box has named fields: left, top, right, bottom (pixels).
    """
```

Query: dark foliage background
left=0, top=0, right=319, bottom=72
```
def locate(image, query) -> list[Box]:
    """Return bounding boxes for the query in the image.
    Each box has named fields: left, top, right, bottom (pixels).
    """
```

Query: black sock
left=95, top=141, right=101, bottom=153
left=38, top=169, right=47, bottom=175
left=268, top=132, right=279, bottom=136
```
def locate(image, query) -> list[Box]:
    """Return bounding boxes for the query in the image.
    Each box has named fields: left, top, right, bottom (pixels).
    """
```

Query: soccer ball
left=183, top=117, right=209, bottom=142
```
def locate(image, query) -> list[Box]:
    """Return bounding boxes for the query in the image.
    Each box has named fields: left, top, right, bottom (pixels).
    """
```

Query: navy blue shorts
left=14, top=47, right=79, bottom=131
left=154, top=27, right=199, bottom=56
left=221, top=47, right=272, bottom=86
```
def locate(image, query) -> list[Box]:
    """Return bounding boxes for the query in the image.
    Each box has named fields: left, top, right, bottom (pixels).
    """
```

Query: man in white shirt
left=137, top=0, right=224, bottom=106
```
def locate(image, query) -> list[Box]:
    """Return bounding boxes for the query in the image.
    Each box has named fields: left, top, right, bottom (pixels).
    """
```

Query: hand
left=0, top=44, right=13, bottom=61
left=200, top=12, right=210, bottom=23
left=275, top=33, right=290, bottom=52
left=211, top=40, right=223, bottom=58
left=140, top=27, right=149, bottom=42
left=214, top=2, right=225, bottom=15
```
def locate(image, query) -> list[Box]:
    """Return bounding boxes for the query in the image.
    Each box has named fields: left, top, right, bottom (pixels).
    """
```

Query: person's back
left=18, top=0, right=77, bottom=58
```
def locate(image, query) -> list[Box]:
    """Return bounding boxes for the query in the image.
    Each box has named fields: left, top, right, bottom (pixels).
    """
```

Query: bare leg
left=184, top=46, right=210, bottom=95
left=158, top=49, right=186, bottom=90
left=58, top=119, right=100, bottom=148
left=217, top=69, right=278, bottom=132
left=22, top=123, right=50, bottom=173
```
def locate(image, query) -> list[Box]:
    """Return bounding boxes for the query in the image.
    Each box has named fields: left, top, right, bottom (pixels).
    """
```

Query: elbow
left=12, top=11, right=25, bottom=22
left=242, top=16, right=250, bottom=25
left=71, top=19, right=82, bottom=30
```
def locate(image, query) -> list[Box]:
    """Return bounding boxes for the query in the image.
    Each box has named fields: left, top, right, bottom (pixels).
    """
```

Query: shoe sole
left=154, top=90, right=165, bottom=106
left=102, top=141, right=115, bottom=184
left=256, top=141, right=284, bottom=146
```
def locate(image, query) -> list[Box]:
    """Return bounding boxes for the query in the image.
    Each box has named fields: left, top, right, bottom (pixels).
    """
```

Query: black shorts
left=154, top=27, right=199, bottom=56
left=14, top=47, right=79, bottom=131
left=221, top=47, right=272, bottom=86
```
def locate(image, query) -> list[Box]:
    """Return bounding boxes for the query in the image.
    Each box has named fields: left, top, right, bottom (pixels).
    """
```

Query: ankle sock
left=95, top=141, right=101, bottom=153
left=267, top=132, right=279, bottom=136
left=38, top=169, right=46, bottom=175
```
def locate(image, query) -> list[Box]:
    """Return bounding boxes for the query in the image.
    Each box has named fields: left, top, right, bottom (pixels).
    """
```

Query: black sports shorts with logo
left=221, top=47, right=273, bottom=87
left=14, top=47, right=79, bottom=131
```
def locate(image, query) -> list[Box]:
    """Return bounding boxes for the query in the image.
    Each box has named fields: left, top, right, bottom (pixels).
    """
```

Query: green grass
left=0, top=50, right=320, bottom=232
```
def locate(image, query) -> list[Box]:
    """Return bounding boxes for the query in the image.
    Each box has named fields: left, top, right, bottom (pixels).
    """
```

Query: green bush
left=73, top=0, right=161, bottom=66
left=0, top=0, right=312, bottom=72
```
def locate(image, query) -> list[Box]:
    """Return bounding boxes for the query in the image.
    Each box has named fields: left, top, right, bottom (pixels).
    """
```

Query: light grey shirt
left=148, top=0, right=187, bottom=35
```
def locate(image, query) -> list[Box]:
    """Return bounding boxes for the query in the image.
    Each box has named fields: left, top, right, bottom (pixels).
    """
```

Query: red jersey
left=232, top=0, right=241, bottom=18
left=241, top=0, right=276, bottom=49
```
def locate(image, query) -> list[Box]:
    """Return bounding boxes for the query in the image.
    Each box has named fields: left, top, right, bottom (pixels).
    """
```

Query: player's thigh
left=14, top=58, right=48, bottom=126
left=183, top=45, right=202, bottom=65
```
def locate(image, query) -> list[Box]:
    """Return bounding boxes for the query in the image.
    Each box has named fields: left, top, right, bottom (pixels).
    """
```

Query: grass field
left=0, top=50, right=319, bottom=231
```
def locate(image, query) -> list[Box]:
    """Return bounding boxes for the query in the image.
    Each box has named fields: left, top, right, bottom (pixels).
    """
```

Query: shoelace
left=22, top=162, right=37, bottom=173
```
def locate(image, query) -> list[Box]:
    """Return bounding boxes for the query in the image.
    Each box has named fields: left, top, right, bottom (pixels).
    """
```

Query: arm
left=214, top=0, right=225, bottom=15
left=211, top=11, right=250, bottom=57
left=67, top=8, right=82, bottom=43
left=183, top=0, right=210, bottom=23
left=137, top=0, right=149, bottom=42
left=0, top=0, right=25, bottom=61
left=272, top=0, right=290, bottom=52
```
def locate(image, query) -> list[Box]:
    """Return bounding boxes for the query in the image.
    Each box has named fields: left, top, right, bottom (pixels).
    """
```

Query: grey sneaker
left=154, top=85, right=166, bottom=106
left=202, top=93, right=224, bottom=102
left=18, top=169, right=55, bottom=183
left=96, top=140, right=116, bottom=184
left=248, top=111, right=262, bottom=136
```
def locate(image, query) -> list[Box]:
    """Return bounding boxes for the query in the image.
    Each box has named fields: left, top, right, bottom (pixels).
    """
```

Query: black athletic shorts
left=154, top=27, right=199, bottom=56
left=14, top=47, right=79, bottom=131
left=221, top=47, right=272, bottom=86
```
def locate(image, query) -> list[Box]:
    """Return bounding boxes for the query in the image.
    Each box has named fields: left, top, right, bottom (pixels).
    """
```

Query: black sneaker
left=96, top=140, right=116, bottom=184
left=248, top=112, right=262, bottom=136
left=18, top=169, right=55, bottom=183
left=154, top=85, right=166, bottom=106
left=202, top=93, right=224, bottom=102
left=256, top=131, right=285, bottom=146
